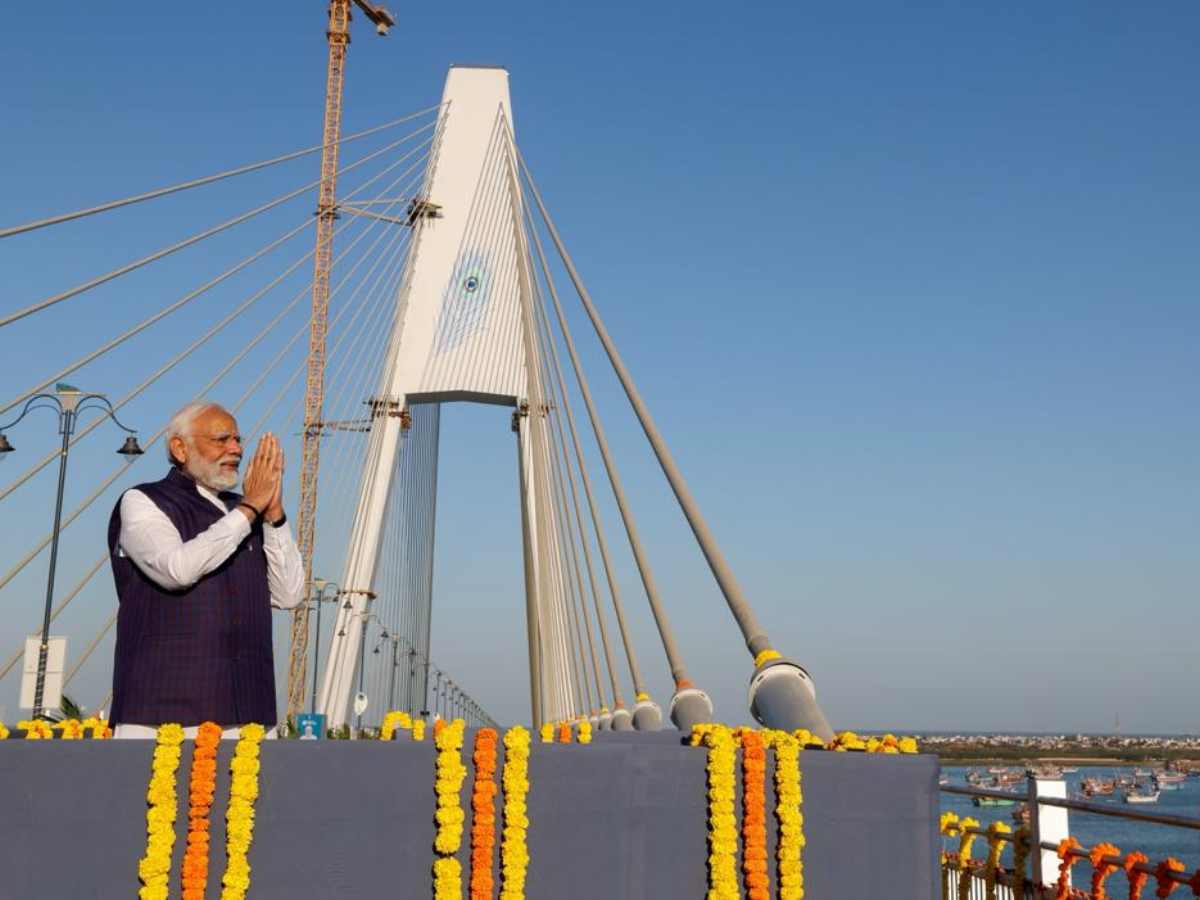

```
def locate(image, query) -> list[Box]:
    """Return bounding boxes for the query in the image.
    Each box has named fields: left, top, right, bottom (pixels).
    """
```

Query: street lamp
left=308, top=579, right=340, bottom=715
left=0, top=383, right=143, bottom=719
left=351, top=596, right=379, bottom=734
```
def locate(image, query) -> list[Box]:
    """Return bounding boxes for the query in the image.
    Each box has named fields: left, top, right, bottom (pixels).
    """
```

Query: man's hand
left=239, top=434, right=280, bottom=522
left=264, top=434, right=286, bottom=524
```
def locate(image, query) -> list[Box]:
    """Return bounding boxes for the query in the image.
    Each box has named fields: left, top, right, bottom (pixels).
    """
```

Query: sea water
left=939, top=765, right=1200, bottom=874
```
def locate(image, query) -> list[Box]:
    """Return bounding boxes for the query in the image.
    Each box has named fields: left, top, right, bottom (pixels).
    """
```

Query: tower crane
left=287, top=0, right=396, bottom=723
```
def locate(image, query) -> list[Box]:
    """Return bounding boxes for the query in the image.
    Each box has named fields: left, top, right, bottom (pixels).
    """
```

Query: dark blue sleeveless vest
left=107, top=467, right=277, bottom=727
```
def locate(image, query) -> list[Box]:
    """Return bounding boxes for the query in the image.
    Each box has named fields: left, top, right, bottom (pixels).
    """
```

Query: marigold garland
left=82, top=716, right=113, bottom=738
left=1125, top=851, right=1151, bottom=900
left=220, top=722, right=265, bottom=900
left=499, top=725, right=531, bottom=900
left=1089, top=842, right=1122, bottom=900
left=539, top=723, right=553, bottom=744
left=766, top=730, right=805, bottom=900
left=0, top=722, right=8, bottom=740
left=182, top=722, right=222, bottom=900
left=697, top=724, right=738, bottom=900
left=577, top=720, right=592, bottom=745
left=469, top=728, right=499, bottom=900
left=17, top=719, right=53, bottom=739
left=983, top=820, right=1011, bottom=900
left=811, top=729, right=920, bottom=753
left=557, top=722, right=571, bottom=743
left=433, top=718, right=467, bottom=900
left=940, top=811, right=961, bottom=837
left=791, top=729, right=827, bottom=750
left=1155, top=859, right=1186, bottom=898
left=1054, top=837, right=1083, bottom=900
left=955, top=816, right=981, bottom=900
left=137, top=723, right=184, bottom=900
left=380, top=710, right=413, bottom=741
left=413, top=719, right=426, bottom=741
left=740, top=730, right=770, bottom=900
left=53, top=718, right=84, bottom=739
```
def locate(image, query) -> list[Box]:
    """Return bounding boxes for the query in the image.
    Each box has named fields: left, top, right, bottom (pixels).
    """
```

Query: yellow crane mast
left=287, top=0, right=396, bottom=724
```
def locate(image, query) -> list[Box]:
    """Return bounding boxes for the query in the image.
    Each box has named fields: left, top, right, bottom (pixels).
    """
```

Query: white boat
left=1125, top=789, right=1160, bottom=805
left=1155, top=772, right=1187, bottom=785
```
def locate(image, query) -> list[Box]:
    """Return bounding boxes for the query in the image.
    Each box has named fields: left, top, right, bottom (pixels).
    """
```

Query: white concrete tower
left=317, top=67, right=576, bottom=727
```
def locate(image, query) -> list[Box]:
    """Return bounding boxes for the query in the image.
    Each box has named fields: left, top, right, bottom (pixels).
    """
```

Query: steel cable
left=0, top=105, right=443, bottom=240
left=0, top=120, right=436, bottom=330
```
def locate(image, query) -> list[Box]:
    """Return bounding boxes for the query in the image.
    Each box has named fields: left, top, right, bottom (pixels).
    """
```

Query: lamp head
left=117, top=435, right=145, bottom=456
left=0, top=433, right=13, bottom=454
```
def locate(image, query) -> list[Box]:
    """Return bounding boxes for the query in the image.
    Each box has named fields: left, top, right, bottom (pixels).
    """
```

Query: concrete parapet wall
left=0, top=731, right=939, bottom=899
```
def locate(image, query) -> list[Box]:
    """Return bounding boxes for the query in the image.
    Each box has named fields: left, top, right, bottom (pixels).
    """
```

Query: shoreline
left=940, top=756, right=1200, bottom=767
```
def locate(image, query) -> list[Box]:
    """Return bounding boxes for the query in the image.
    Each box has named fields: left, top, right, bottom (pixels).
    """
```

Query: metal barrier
left=940, top=866, right=1030, bottom=900
left=940, top=775, right=1200, bottom=895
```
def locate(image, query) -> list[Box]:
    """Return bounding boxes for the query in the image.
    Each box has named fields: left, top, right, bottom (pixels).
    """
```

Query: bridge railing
left=939, top=776, right=1200, bottom=897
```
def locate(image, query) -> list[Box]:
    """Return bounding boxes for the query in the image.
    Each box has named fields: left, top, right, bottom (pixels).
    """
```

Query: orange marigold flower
left=1154, top=858, right=1186, bottom=898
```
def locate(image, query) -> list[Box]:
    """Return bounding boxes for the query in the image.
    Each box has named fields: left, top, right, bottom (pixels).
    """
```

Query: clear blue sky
left=0, top=2, right=1195, bottom=732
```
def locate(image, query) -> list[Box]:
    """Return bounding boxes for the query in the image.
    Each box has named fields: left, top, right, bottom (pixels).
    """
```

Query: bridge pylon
left=317, top=67, right=579, bottom=727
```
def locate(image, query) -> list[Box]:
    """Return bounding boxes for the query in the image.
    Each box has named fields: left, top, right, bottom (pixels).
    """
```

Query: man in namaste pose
left=107, top=400, right=304, bottom=738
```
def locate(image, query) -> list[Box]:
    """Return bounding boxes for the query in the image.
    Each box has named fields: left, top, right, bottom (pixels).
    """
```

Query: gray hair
left=165, top=400, right=221, bottom=465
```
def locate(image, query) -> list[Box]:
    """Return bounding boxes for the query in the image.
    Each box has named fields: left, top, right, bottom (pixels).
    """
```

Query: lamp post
left=405, top=646, right=417, bottom=714
left=355, top=611, right=384, bottom=734
left=387, top=637, right=400, bottom=713
left=0, top=383, right=143, bottom=719
left=308, top=579, right=339, bottom=715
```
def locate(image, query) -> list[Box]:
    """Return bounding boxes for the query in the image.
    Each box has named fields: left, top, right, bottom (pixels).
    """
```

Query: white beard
left=186, top=454, right=239, bottom=492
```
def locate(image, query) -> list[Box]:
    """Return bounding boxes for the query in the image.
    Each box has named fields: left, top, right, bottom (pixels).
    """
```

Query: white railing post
left=1030, top=776, right=1069, bottom=892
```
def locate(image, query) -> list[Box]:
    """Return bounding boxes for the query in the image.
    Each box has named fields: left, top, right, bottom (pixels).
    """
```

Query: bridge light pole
left=0, top=383, right=143, bottom=719
left=307, top=579, right=339, bottom=715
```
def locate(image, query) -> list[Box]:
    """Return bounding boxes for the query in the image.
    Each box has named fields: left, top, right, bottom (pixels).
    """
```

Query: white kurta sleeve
left=262, top=521, right=306, bottom=610
left=118, top=489, right=251, bottom=591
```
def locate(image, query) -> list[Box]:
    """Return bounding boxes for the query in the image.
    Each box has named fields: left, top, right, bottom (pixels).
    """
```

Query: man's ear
left=168, top=436, right=188, bottom=466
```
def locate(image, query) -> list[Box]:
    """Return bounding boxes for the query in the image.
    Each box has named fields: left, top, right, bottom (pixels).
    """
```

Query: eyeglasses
left=195, top=432, right=242, bottom=448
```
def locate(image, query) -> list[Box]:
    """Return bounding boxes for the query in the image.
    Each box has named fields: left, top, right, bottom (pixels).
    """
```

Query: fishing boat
left=1027, top=764, right=1063, bottom=779
left=992, top=771, right=1024, bottom=788
left=1125, top=787, right=1161, bottom=805
left=1155, top=771, right=1187, bottom=786
left=1083, top=778, right=1116, bottom=797
left=973, top=795, right=1018, bottom=807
